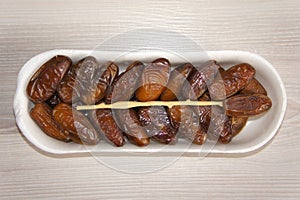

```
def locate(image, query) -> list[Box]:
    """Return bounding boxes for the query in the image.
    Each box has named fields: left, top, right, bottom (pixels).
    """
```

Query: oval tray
left=13, top=49, right=286, bottom=156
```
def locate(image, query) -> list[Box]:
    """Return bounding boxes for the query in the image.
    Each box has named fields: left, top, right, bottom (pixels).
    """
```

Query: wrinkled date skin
left=75, top=56, right=98, bottom=104
left=160, top=63, right=194, bottom=101
left=115, top=109, right=150, bottom=146
left=138, top=106, right=177, bottom=144
left=240, top=78, right=267, bottom=95
left=168, top=106, right=207, bottom=145
left=53, top=103, right=100, bottom=145
left=209, top=63, right=256, bottom=100
left=225, top=94, right=272, bottom=117
left=228, top=77, right=266, bottom=135
left=89, top=109, right=124, bottom=147
left=182, top=60, right=220, bottom=100
left=196, top=105, right=232, bottom=142
left=82, top=62, right=119, bottom=104
left=107, top=62, right=144, bottom=103
left=76, top=57, right=118, bottom=105
left=57, top=58, right=85, bottom=104
left=30, top=103, right=69, bottom=141
left=57, top=72, right=78, bottom=104
left=27, top=55, right=72, bottom=103
left=135, top=58, right=171, bottom=102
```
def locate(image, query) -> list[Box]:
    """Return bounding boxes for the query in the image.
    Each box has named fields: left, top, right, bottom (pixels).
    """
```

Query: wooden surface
left=1, top=0, right=300, bottom=199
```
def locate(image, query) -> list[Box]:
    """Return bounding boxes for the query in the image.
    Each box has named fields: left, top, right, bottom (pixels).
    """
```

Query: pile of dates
left=27, top=55, right=272, bottom=147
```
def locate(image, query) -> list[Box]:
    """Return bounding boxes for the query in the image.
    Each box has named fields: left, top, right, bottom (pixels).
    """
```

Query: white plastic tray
left=13, top=49, right=286, bottom=156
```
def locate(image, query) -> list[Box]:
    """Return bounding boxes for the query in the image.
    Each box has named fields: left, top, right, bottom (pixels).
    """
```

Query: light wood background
left=1, top=0, right=299, bottom=199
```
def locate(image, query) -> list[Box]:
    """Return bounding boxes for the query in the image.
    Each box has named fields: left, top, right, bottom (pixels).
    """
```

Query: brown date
left=107, top=61, right=144, bottom=103
left=209, top=63, right=256, bottom=100
left=225, top=94, right=272, bottom=117
left=82, top=61, right=119, bottom=104
left=199, top=86, right=241, bottom=142
left=115, top=109, right=150, bottom=146
left=76, top=57, right=119, bottom=105
left=182, top=60, right=220, bottom=100
left=230, top=116, right=248, bottom=136
left=53, top=103, right=100, bottom=145
left=30, top=103, right=69, bottom=141
left=240, top=78, right=267, bottom=95
left=196, top=105, right=232, bottom=142
left=57, top=73, right=78, bottom=104
left=27, top=55, right=72, bottom=103
left=57, top=58, right=85, bottom=104
left=138, top=106, right=177, bottom=144
left=135, top=58, right=170, bottom=102
left=160, top=63, right=194, bottom=101
left=229, top=77, right=267, bottom=135
left=89, top=109, right=124, bottom=147
left=125, top=61, right=143, bottom=72
left=168, top=106, right=207, bottom=145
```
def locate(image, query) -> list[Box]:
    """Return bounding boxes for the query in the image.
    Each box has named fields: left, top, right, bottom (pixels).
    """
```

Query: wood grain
left=0, top=0, right=300, bottom=199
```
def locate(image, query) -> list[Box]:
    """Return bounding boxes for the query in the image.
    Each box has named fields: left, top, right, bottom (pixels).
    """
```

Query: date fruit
left=82, top=61, right=119, bottom=104
left=138, top=106, right=177, bottom=144
left=225, top=94, right=272, bottom=117
left=53, top=103, right=100, bottom=145
left=196, top=105, right=232, bottom=142
left=89, top=109, right=124, bottom=147
left=230, top=116, right=248, bottom=136
left=115, top=109, right=150, bottom=146
left=107, top=61, right=144, bottom=103
left=27, top=55, right=72, bottom=103
left=30, top=103, right=69, bottom=141
left=182, top=60, right=220, bottom=100
left=168, top=106, right=207, bottom=145
left=135, top=58, right=171, bottom=101
left=209, top=63, right=255, bottom=100
left=160, top=63, right=194, bottom=101
left=57, top=59, right=85, bottom=104
left=240, top=78, right=267, bottom=95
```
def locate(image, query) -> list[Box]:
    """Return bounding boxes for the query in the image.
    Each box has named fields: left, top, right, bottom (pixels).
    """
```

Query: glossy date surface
left=27, top=55, right=71, bottom=103
left=89, top=109, right=124, bottom=147
left=138, top=106, right=177, bottom=144
left=209, top=63, right=256, bottom=100
left=53, top=103, right=100, bottom=145
left=135, top=58, right=171, bottom=102
left=30, top=103, right=69, bottom=142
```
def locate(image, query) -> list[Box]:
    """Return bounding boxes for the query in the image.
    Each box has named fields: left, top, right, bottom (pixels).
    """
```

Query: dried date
left=209, top=63, right=256, bottom=100
left=182, top=60, right=220, bottom=100
left=53, top=103, right=100, bottom=145
left=196, top=105, right=232, bottom=142
left=30, top=103, right=69, bottom=141
left=89, top=109, right=124, bottom=147
left=107, top=61, right=144, bottom=103
left=135, top=58, right=171, bottom=101
left=160, top=63, right=194, bottom=101
left=230, top=116, right=248, bottom=136
left=138, top=106, right=177, bottom=144
left=27, top=55, right=72, bottom=103
left=81, top=61, right=119, bottom=104
left=115, top=109, right=150, bottom=146
left=225, top=94, right=272, bottom=117
left=168, top=106, right=207, bottom=145
left=240, top=78, right=267, bottom=95
left=57, top=58, right=85, bottom=103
